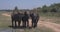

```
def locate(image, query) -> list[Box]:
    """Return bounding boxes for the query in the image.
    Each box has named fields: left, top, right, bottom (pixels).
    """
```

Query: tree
left=42, top=5, right=48, bottom=13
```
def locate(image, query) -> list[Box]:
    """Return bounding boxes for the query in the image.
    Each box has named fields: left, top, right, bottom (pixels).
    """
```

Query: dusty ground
left=37, top=17, right=60, bottom=32
left=1, top=13, right=11, bottom=17
left=1, top=13, right=60, bottom=32
left=38, top=21, right=60, bottom=32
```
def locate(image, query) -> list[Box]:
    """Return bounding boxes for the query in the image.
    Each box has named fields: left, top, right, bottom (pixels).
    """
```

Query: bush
left=42, top=9, right=48, bottom=13
left=50, top=8, right=57, bottom=12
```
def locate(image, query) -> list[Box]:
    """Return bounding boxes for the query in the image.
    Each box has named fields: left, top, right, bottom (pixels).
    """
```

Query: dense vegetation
left=32, top=3, right=60, bottom=17
left=33, top=3, right=60, bottom=13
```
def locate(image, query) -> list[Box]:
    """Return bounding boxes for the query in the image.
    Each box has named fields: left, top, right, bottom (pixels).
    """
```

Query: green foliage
left=42, top=9, right=47, bottom=13
left=32, top=3, right=60, bottom=13
left=50, top=8, right=57, bottom=12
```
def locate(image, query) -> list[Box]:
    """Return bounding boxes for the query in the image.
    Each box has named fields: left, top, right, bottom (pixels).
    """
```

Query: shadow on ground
left=8, top=26, right=32, bottom=29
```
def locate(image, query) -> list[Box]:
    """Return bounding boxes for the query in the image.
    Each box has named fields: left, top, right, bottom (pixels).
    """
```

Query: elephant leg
left=33, top=20, right=37, bottom=28
left=32, top=20, right=34, bottom=27
left=24, top=21, right=26, bottom=27
left=27, top=20, right=29, bottom=27
left=23, top=21, right=26, bottom=27
left=22, top=21, right=24, bottom=27
left=15, top=21, right=17, bottom=27
left=34, top=22, right=37, bottom=28
left=18, top=21, right=21, bottom=27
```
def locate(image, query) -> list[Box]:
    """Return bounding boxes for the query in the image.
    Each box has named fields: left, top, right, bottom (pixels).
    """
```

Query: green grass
left=0, top=12, right=11, bottom=28
left=39, top=12, right=60, bottom=17
left=39, top=12, right=60, bottom=24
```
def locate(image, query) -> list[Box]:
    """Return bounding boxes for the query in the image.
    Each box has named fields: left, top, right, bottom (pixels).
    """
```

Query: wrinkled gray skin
left=11, top=12, right=39, bottom=28
left=11, top=13, right=24, bottom=27
left=30, top=13, right=39, bottom=28
left=22, top=11, right=29, bottom=27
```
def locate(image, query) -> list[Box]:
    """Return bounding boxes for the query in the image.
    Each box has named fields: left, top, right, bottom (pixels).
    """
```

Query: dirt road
left=2, top=13, right=10, bottom=17
left=38, top=20, right=60, bottom=32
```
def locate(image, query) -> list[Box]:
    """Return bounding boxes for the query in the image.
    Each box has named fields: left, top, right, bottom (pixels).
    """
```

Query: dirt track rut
left=38, top=21, right=60, bottom=32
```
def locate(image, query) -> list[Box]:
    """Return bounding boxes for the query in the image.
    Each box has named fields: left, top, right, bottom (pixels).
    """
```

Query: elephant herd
left=11, top=11, right=39, bottom=28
